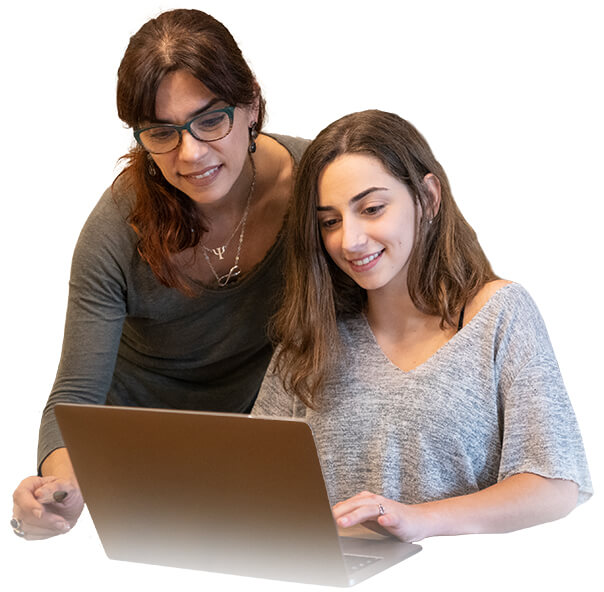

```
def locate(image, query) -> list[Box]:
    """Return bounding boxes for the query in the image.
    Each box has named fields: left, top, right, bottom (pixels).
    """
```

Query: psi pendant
left=211, top=246, right=226, bottom=260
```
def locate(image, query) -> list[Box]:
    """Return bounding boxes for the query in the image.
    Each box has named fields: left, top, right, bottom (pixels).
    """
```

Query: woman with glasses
left=11, top=9, right=307, bottom=540
left=253, top=110, right=592, bottom=541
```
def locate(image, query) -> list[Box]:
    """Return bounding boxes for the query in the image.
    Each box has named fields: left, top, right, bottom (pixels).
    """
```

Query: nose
left=340, top=216, right=367, bottom=255
left=178, top=130, right=209, bottom=162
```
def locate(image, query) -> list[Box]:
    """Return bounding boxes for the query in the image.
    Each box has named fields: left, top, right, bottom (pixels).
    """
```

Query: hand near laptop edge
left=333, top=473, right=579, bottom=542
left=12, top=447, right=83, bottom=540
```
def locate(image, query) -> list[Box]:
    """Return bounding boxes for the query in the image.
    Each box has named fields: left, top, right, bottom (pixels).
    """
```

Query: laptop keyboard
left=344, top=553, right=382, bottom=571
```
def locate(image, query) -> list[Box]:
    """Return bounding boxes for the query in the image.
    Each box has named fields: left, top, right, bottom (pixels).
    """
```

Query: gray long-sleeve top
left=38, top=134, right=309, bottom=469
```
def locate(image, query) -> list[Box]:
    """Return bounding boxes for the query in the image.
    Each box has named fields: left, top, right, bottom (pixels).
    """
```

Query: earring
left=248, top=122, right=258, bottom=153
left=147, top=153, right=157, bottom=177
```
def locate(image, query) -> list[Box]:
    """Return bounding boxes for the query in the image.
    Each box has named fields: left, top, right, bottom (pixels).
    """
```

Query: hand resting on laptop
left=332, top=477, right=578, bottom=543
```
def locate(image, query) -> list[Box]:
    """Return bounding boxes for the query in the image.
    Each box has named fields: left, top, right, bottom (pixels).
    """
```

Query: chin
left=183, top=182, right=231, bottom=205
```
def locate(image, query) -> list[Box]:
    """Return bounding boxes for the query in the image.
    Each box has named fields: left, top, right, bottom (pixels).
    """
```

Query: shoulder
left=462, top=280, right=543, bottom=327
left=261, top=132, right=310, bottom=164
left=462, top=281, right=555, bottom=366
left=84, top=179, right=135, bottom=229
left=465, top=280, right=546, bottom=325
left=463, top=279, right=512, bottom=325
left=74, top=182, right=138, bottom=264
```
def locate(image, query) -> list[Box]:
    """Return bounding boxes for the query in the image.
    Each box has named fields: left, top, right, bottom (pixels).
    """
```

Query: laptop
left=55, top=403, right=421, bottom=586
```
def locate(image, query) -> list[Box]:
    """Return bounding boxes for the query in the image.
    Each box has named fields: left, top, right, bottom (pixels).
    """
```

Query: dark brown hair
left=272, top=109, right=497, bottom=407
left=114, top=9, right=265, bottom=292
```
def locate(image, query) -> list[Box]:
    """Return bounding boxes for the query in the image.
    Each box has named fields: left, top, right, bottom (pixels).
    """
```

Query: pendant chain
left=202, top=155, right=256, bottom=287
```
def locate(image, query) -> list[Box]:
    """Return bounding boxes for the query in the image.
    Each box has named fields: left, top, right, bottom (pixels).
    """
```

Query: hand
left=333, top=491, right=430, bottom=543
left=11, top=475, right=84, bottom=540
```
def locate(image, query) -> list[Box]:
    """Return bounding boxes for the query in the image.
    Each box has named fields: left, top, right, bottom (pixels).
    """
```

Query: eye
left=147, top=127, right=176, bottom=141
left=362, top=204, right=385, bottom=216
left=319, top=216, right=340, bottom=230
left=195, top=111, right=228, bottom=131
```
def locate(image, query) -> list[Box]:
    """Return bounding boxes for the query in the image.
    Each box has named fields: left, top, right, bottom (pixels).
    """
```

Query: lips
left=180, top=164, right=222, bottom=186
left=349, top=249, right=384, bottom=270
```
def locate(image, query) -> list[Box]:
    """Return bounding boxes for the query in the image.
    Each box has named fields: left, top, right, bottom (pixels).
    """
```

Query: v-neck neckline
left=359, top=282, right=514, bottom=374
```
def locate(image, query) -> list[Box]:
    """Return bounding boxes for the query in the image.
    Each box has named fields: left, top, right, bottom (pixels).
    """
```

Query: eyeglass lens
left=138, top=109, right=233, bottom=154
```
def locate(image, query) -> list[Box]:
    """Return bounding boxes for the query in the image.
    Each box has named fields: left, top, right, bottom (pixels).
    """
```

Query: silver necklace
left=202, top=156, right=256, bottom=287
left=201, top=210, right=245, bottom=261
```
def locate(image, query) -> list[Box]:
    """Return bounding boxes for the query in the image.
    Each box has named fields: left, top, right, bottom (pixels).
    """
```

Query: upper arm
left=38, top=195, right=130, bottom=467
left=495, top=287, right=592, bottom=504
left=252, top=355, right=300, bottom=418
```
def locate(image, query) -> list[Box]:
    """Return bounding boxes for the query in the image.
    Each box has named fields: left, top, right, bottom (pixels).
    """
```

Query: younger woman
left=253, top=110, right=592, bottom=542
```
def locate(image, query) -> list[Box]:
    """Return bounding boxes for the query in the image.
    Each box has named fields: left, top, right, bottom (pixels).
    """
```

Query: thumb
left=34, top=477, right=75, bottom=504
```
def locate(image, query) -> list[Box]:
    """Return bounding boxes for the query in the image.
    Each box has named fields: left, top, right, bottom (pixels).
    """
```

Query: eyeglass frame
left=133, top=105, right=236, bottom=154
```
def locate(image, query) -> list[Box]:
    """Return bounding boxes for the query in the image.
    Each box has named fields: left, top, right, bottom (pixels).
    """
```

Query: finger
left=333, top=501, right=360, bottom=521
left=18, top=521, right=71, bottom=541
left=333, top=491, right=374, bottom=510
left=13, top=478, right=49, bottom=521
left=34, top=479, right=77, bottom=504
left=20, top=522, right=71, bottom=540
left=12, top=500, right=43, bottom=525
left=353, top=519, right=392, bottom=538
left=53, top=491, right=68, bottom=503
left=377, top=511, right=399, bottom=529
left=10, top=511, right=71, bottom=541
left=333, top=492, right=383, bottom=520
left=21, top=509, right=72, bottom=535
left=336, top=502, right=386, bottom=528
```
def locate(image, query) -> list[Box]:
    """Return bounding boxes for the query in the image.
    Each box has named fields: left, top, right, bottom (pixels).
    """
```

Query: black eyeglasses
left=133, top=106, right=236, bottom=154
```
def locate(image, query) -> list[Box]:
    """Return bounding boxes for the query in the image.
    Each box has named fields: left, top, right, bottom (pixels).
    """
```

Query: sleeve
left=251, top=353, right=305, bottom=418
left=496, top=288, right=593, bottom=504
left=37, top=190, right=130, bottom=470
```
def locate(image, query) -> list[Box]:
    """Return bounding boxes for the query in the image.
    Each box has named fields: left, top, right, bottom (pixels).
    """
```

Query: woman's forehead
left=154, top=70, right=217, bottom=122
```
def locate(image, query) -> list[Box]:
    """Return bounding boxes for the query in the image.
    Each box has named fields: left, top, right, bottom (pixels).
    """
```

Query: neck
left=196, top=154, right=255, bottom=223
left=365, top=278, right=431, bottom=338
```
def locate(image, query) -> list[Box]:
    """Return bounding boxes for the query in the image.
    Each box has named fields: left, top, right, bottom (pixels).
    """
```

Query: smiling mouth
left=182, top=165, right=221, bottom=180
left=350, top=250, right=384, bottom=267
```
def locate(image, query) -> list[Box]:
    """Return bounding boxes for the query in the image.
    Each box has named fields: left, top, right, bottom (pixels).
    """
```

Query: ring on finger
left=377, top=503, right=385, bottom=516
left=10, top=518, right=26, bottom=538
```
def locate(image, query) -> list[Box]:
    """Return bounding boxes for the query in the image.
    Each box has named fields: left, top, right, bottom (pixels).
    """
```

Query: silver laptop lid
left=55, top=404, right=420, bottom=586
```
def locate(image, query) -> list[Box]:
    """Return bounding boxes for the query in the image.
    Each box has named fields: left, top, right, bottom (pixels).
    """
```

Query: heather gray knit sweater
left=252, top=283, right=592, bottom=506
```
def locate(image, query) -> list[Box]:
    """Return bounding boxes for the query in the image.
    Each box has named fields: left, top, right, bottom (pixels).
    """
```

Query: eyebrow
left=316, top=187, right=389, bottom=211
left=153, top=97, right=224, bottom=125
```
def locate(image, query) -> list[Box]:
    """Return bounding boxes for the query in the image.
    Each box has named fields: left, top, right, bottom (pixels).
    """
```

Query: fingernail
left=57, top=521, right=70, bottom=532
left=53, top=491, right=68, bottom=503
left=33, top=509, right=43, bottom=520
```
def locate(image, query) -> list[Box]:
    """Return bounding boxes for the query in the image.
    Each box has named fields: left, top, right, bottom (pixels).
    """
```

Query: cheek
left=396, top=227, right=415, bottom=247
left=394, top=212, right=417, bottom=248
left=218, top=126, right=251, bottom=170
left=320, top=232, right=340, bottom=260
left=150, top=155, right=173, bottom=178
left=230, top=118, right=253, bottom=149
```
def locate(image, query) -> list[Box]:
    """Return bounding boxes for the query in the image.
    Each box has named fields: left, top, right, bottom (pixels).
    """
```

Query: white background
left=2, top=1, right=602, bottom=590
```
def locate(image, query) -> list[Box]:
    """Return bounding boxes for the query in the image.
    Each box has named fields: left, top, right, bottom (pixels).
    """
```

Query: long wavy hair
left=272, top=109, right=497, bottom=407
left=114, top=9, right=266, bottom=293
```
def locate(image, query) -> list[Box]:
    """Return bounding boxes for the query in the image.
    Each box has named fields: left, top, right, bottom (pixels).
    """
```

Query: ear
left=422, top=173, right=442, bottom=221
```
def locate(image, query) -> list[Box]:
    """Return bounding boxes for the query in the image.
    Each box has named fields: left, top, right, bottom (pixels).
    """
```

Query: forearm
left=40, top=447, right=79, bottom=487
left=416, top=473, right=579, bottom=537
